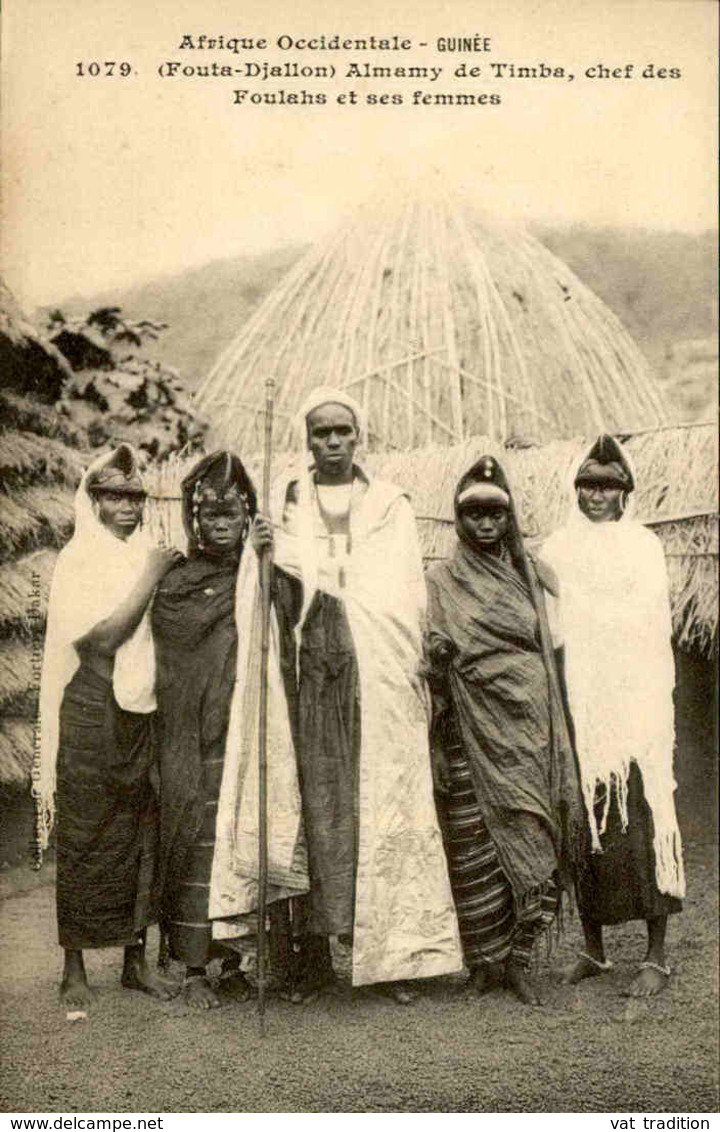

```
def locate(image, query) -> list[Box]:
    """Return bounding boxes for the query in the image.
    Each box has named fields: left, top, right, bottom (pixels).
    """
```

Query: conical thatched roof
left=0, top=282, right=86, bottom=788
left=196, top=196, right=668, bottom=452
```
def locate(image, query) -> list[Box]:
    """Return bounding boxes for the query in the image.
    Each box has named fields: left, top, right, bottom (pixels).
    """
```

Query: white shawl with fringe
left=269, top=457, right=463, bottom=986
left=541, top=443, right=685, bottom=898
left=36, top=450, right=156, bottom=851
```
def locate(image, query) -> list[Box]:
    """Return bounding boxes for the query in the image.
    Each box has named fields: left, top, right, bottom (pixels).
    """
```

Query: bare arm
left=76, top=547, right=183, bottom=659
left=526, top=548, right=559, bottom=596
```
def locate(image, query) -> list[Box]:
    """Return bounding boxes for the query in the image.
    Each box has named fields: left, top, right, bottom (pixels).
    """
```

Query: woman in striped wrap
left=425, top=455, right=581, bottom=1005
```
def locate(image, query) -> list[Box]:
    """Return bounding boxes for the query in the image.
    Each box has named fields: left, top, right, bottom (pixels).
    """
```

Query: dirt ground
left=1, top=656, right=717, bottom=1114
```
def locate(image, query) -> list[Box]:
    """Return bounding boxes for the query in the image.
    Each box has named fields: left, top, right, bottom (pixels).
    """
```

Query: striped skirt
left=442, top=738, right=557, bottom=969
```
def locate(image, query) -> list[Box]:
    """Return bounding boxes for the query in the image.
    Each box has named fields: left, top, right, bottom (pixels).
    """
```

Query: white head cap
left=293, top=385, right=367, bottom=451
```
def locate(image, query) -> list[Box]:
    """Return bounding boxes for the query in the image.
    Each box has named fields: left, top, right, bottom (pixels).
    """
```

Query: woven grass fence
left=145, top=421, right=717, bottom=656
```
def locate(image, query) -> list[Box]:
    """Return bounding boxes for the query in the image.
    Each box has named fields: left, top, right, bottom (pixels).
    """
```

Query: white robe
left=208, top=546, right=309, bottom=937
left=269, top=459, right=463, bottom=986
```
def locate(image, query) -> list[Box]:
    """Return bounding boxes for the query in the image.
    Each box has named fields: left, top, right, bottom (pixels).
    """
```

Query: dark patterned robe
left=152, top=549, right=240, bottom=966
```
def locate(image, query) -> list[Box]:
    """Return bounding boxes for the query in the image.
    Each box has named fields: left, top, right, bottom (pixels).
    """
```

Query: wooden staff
left=257, top=377, right=275, bottom=1034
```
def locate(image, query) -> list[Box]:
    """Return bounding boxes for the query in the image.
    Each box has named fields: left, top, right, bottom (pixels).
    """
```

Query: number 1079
left=75, top=62, right=133, bottom=77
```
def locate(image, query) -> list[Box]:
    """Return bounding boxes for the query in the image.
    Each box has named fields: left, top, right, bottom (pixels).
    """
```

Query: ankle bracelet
left=638, top=960, right=671, bottom=977
left=580, top=951, right=613, bottom=971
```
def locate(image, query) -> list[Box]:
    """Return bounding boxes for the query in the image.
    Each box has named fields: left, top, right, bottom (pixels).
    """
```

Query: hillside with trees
left=41, top=227, right=717, bottom=418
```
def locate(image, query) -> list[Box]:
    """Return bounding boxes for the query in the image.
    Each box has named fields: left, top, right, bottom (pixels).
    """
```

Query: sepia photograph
left=0, top=0, right=717, bottom=1118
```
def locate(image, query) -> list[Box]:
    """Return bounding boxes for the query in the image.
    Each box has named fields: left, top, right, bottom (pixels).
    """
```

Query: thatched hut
left=0, top=282, right=86, bottom=860
left=195, top=195, right=669, bottom=452
left=0, top=281, right=73, bottom=404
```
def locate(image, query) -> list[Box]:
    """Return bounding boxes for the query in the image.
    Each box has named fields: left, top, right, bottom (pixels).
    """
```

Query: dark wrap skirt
left=55, top=664, right=159, bottom=949
left=296, top=590, right=361, bottom=936
left=576, top=763, right=682, bottom=925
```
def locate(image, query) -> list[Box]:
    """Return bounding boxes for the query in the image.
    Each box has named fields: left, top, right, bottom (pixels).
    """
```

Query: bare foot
left=60, top=951, right=95, bottom=1007
left=286, top=968, right=337, bottom=1005
left=377, top=980, right=419, bottom=1005
left=182, top=975, right=221, bottom=1010
left=559, top=953, right=612, bottom=986
left=623, top=962, right=670, bottom=999
left=60, top=969, right=95, bottom=1008
left=217, top=969, right=253, bottom=1003
left=466, top=963, right=502, bottom=997
left=121, top=952, right=178, bottom=1001
left=505, top=959, right=542, bottom=1005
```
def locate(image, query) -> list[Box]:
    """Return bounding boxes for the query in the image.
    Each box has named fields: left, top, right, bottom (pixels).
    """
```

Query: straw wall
left=145, top=422, right=717, bottom=656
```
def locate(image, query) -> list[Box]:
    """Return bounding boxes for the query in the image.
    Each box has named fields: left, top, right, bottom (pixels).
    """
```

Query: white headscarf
left=35, top=446, right=157, bottom=852
left=542, top=437, right=684, bottom=897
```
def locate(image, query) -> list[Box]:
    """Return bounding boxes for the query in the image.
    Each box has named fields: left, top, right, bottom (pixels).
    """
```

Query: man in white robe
left=254, top=387, right=462, bottom=1003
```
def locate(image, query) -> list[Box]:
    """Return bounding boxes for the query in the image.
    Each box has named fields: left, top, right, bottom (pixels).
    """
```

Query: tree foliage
left=47, top=307, right=207, bottom=460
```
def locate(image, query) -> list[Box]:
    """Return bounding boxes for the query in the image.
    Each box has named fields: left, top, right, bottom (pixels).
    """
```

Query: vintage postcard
left=0, top=0, right=717, bottom=1120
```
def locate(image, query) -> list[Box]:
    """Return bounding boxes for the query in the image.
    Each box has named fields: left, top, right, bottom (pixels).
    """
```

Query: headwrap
left=35, top=445, right=157, bottom=855
left=86, top=444, right=146, bottom=496
left=455, top=454, right=511, bottom=511
left=180, top=450, right=257, bottom=554
left=574, top=434, right=635, bottom=492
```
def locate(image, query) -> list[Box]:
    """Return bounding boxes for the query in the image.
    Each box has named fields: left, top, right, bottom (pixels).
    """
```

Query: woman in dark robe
left=152, top=450, right=259, bottom=1010
left=39, top=443, right=182, bottom=1006
left=425, top=455, right=581, bottom=1005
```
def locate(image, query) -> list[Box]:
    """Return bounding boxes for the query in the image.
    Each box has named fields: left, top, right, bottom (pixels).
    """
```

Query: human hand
left=251, top=515, right=274, bottom=555
left=146, top=546, right=184, bottom=581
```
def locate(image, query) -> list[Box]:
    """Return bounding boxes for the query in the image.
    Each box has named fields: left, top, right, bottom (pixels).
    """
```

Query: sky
left=1, top=0, right=717, bottom=311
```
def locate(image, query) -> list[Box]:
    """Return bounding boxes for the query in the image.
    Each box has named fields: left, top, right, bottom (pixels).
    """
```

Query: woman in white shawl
left=38, top=444, right=182, bottom=1006
left=541, top=435, right=684, bottom=998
